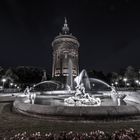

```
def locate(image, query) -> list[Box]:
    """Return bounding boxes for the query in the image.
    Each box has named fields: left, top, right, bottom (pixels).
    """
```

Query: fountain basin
left=13, top=97, right=140, bottom=118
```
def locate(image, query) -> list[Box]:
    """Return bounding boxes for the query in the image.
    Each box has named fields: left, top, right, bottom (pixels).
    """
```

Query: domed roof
left=54, top=17, right=78, bottom=40
left=52, top=18, right=80, bottom=48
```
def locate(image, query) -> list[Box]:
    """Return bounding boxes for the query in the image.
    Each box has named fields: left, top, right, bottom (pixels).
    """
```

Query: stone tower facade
left=52, top=18, right=80, bottom=78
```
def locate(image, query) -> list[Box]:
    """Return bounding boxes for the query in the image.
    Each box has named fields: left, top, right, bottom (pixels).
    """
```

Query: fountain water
left=66, top=58, right=73, bottom=90
left=74, top=69, right=91, bottom=90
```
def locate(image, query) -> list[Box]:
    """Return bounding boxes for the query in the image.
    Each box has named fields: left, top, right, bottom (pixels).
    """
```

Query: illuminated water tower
left=52, top=18, right=80, bottom=80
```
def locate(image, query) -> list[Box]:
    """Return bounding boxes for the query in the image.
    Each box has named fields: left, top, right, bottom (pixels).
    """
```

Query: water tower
left=52, top=18, right=80, bottom=87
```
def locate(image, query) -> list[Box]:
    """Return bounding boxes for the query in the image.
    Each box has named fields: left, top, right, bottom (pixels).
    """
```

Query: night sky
left=0, top=0, right=139, bottom=73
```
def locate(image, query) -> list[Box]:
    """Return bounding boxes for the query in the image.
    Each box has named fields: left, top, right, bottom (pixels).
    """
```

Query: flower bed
left=3, top=128, right=140, bottom=140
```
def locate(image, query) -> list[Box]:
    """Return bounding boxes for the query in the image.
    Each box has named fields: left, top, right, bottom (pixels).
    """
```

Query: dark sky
left=0, top=0, right=139, bottom=73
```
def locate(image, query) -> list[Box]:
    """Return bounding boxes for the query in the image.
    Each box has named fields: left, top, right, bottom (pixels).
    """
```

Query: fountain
left=12, top=18, right=140, bottom=118
left=13, top=68, right=140, bottom=119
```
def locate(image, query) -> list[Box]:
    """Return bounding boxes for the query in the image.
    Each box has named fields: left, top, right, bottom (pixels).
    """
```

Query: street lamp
left=135, top=80, right=139, bottom=84
left=138, top=70, right=140, bottom=81
left=123, top=78, right=127, bottom=87
left=138, top=81, right=140, bottom=86
left=115, top=81, right=118, bottom=86
left=10, top=82, right=13, bottom=87
left=1, top=78, right=6, bottom=89
left=135, top=80, right=139, bottom=88
left=123, top=78, right=127, bottom=82
left=126, top=83, right=130, bottom=86
left=10, top=83, right=13, bottom=86
left=111, top=83, right=114, bottom=86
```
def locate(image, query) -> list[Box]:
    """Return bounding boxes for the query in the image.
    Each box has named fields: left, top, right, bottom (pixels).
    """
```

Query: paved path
left=0, top=103, right=5, bottom=114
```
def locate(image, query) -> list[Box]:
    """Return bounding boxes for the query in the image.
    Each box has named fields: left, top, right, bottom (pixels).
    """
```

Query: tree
left=125, top=66, right=137, bottom=80
left=124, top=66, right=137, bottom=86
left=0, top=66, right=4, bottom=79
left=87, top=69, right=107, bottom=82
left=4, top=68, right=19, bottom=81
left=1, top=68, right=19, bottom=88
left=15, top=66, right=48, bottom=84
left=107, top=72, right=119, bottom=84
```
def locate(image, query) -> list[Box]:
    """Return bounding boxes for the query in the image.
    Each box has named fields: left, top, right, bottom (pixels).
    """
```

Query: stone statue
left=24, top=86, right=30, bottom=95
left=23, top=86, right=36, bottom=104
left=29, top=92, right=36, bottom=104
left=64, top=81, right=101, bottom=106
left=66, top=85, right=71, bottom=93
left=75, top=83, right=85, bottom=97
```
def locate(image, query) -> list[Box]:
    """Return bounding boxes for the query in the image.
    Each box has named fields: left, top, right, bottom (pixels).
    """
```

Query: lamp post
left=10, top=82, right=13, bottom=87
left=115, top=81, right=118, bottom=87
left=135, top=80, right=139, bottom=88
left=111, top=83, right=114, bottom=86
left=138, top=81, right=140, bottom=86
left=138, top=70, right=140, bottom=81
left=1, top=78, right=6, bottom=89
left=123, top=78, right=127, bottom=87
left=126, top=83, right=130, bottom=87
left=135, top=80, right=139, bottom=84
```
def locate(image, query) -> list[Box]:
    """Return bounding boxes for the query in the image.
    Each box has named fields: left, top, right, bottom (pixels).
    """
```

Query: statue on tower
left=62, top=17, right=69, bottom=35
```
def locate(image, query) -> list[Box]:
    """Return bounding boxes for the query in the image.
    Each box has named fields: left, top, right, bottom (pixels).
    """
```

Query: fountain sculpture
left=64, top=70, right=101, bottom=106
